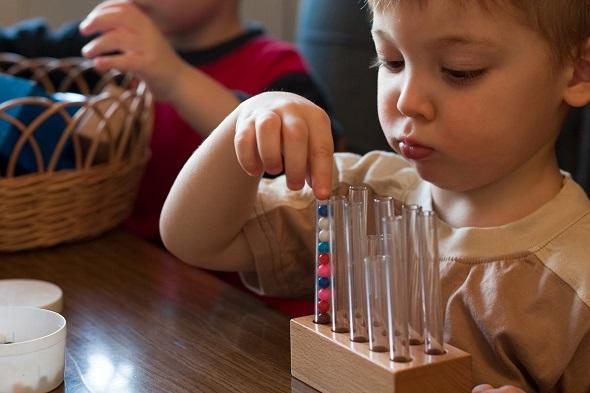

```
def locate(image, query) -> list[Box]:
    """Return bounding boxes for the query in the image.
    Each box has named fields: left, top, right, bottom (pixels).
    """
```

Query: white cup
left=0, top=306, right=66, bottom=393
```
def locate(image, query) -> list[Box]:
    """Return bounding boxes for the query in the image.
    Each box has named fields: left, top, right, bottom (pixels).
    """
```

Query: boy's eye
left=372, top=58, right=404, bottom=72
left=442, top=67, right=487, bottom=84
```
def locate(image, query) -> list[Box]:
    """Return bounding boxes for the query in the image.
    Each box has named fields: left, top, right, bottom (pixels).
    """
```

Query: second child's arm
left=160, top=92, right=333, bottom=271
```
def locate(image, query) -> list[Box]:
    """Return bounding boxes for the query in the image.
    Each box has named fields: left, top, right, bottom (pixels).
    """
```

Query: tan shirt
left=241, top=151, right=590, bottom=393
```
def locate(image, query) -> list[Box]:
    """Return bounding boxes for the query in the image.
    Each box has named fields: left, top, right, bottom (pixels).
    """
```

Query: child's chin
left=415, top=169, right=462, bottom=191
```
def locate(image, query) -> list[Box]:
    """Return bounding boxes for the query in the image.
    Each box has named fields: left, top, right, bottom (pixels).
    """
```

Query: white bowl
left=0, top=306, right=66, bottom=393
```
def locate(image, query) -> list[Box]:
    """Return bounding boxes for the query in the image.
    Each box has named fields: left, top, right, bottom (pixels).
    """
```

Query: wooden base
left=290, top=316, right=472, bottom=393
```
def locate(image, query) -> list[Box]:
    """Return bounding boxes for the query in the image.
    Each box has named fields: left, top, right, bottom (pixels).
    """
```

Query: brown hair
left=366, top=0, right=590, bottom=63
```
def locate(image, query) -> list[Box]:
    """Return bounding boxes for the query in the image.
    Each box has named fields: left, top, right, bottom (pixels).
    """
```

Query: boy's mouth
left=398, top=138, right=433, bottom=160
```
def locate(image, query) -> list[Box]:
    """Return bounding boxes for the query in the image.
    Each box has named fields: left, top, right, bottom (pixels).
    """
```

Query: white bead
left=318, top=217, right=330, bottom=230
left=319, top=229, right=331, bottom=242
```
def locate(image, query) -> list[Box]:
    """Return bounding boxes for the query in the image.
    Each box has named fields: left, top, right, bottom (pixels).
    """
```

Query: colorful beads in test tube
left=315, top=201, right=332, bottom=324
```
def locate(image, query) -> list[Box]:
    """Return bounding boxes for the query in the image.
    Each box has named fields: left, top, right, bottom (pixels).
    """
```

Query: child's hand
left=233, top=91, right=334, bottom=199
left=79, top=0, right=185, bottom=101
left=472, top=384, right=527, bottom=393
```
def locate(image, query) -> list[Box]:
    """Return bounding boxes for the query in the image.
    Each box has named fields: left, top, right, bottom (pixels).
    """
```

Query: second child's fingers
left=307, top=111, right=334, bottom=200
left=81, top=30, right=133, bottom=59
left=281, top=114, right=308, bottom=190
left=80, top=6, right=130, bottom=35
left=81, top=2, right=147, bottom=37
left=91, top=0, right=132, bottom=12
left=90, top=53, right=141, bottom=74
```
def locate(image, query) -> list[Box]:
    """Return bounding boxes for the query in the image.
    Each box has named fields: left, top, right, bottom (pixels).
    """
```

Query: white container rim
left=0, top=306, right=66, bottom=357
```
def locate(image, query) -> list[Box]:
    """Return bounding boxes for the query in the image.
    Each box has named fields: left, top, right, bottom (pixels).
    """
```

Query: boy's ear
left=564, top=37, right=590, bottom=108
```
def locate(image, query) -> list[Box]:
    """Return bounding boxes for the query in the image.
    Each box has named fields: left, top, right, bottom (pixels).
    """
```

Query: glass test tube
left=314, top=199, right=332, bottom=324
left=419, top=211, right=445, bottom=355
left=383, top=216, right=411, bottom=362
left=373, top=195, right=394, bottom=235
left=364, top=252, right=389, bottom=352
left=402, top=204, right=424, bottom=344
left=330, top=195, right=351, bottom=333
left=347, top=185, right=369, bottom=342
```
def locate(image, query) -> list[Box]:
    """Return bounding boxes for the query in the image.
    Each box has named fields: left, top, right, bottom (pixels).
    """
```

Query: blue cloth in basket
left=0, top=74, right=81, bottom=176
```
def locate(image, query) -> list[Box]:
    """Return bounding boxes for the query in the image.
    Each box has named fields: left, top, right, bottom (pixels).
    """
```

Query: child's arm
left=79, top=0, right=240, bottom=135
left=160, top=91, right=333, bottom=271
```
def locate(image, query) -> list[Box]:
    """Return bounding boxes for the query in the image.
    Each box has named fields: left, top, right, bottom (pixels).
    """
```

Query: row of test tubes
left=314, top=185, right=445, bottom=362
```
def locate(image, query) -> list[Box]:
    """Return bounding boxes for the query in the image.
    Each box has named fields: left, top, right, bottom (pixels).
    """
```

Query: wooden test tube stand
left=291, top=316, right=472, bottom=393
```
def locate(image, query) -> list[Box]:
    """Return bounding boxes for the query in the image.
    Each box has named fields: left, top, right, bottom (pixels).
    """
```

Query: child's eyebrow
left=372, top=29, right=501, bottom=54
left=433, top=36, right=499, bottom=49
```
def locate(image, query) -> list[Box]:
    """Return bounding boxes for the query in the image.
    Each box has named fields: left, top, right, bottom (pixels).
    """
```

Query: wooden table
left=0, top=230, right=317, bottom=393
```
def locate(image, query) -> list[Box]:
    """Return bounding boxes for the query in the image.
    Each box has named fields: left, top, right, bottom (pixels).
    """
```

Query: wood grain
left=0, top=230, right=302, bottom=393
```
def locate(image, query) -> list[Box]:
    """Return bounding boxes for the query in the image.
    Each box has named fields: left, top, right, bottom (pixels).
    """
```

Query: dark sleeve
left=557, top=105, right=590, bottom=196
left=266, top=72, right=344, bottom=146
left=0, top=18, right=92, bottom=58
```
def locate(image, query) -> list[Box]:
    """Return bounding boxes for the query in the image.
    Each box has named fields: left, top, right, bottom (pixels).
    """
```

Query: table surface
left=0, top=230, right=317, bottom=393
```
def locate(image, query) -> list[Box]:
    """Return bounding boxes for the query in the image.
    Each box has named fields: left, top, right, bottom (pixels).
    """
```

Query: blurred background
left=0, top=0, right=301, bottom=42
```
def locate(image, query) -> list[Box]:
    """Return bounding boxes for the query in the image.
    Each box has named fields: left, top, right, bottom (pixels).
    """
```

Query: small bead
left=318, top=229, right=331, bottom=242
left=318, top=300, right=330, bottom=313
left=318, top=277, right=330, bottom=288
left=318, top=242, right=329, bottom=253
left=318, top=288, right=331, bottom=301
left=318, top=205, right=328, bottom=217
left=318, top=217, right=330, bottom=230
left=315, top=313, right=330, bottom=324
left=318, top=253, right=330, bottom=265
left=318, top=264, right=330, bottom=277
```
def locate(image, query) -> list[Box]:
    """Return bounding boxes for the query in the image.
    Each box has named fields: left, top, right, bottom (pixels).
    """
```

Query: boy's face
left=372, top=2, right=572, bottom=192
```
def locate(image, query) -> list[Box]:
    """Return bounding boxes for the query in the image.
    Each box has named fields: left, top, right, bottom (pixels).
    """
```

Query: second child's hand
left=233, top=91, right=334, bottom=200
left=79, top=0, right=185, bottom=103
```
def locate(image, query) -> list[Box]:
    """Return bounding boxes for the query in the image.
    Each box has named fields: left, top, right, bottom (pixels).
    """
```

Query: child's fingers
left=81, top=30, right=132, bottom=58
left=90, top=53, right=140, bottom=74
left=306, top=111, right=334, bottom=199
left=255, top=111, right=283, bottom=175
left=80, top=5, right=138, bottom=35
left=235, top=118, right=263, bottom=177
left=91, top=0, right=132, bottom=12
left=281, top=114, right=309, bottom=190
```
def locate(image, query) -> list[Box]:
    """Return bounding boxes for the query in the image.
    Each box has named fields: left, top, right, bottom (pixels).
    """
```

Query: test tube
left=373, top=195, right=394, bottom=235
left=382, top=215, right=411, bottom=362
left=402, top=204, right=424, bottom=345
left=347, top=185, right=369, bottom=342
left=315, top=199, right=332, bottom=324
left=419, top=211, right=445, bottom=355
left=330, top=195, right=351, bottom=333
left=364, top=252, right=389, bottom=352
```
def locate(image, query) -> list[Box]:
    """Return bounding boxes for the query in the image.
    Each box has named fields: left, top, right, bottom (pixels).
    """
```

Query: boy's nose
left=396, top=73, right=435, bottom=121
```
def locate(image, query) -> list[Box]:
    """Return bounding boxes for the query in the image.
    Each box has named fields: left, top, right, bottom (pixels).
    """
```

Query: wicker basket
left=0, top=53, right=153, bottom=252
